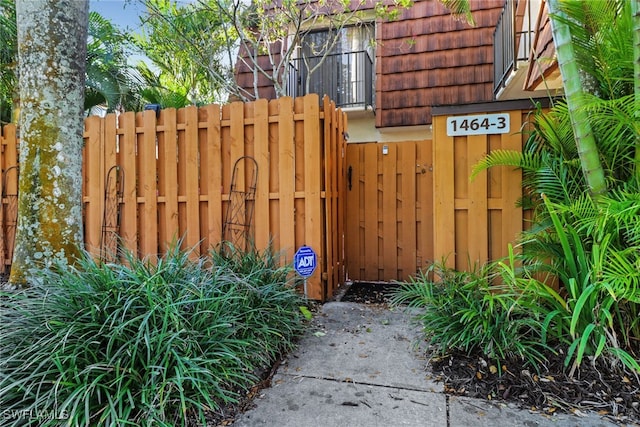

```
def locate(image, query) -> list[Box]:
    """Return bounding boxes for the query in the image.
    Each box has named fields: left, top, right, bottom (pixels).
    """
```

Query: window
left=288, top=24, right=375, bottom=108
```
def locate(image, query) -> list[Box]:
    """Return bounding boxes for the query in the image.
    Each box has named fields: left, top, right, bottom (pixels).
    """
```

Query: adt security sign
left=294, top=245, right=317, bottom=278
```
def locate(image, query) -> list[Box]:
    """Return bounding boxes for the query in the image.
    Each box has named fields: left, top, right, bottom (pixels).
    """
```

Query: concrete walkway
left=232, top=302, right=630, bottom=427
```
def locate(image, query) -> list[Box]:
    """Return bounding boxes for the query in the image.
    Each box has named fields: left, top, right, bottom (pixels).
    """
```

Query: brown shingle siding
left=381, top=64, right=493, bottom=92
left=381, top=47, right=492, bottom=73
left=376, top=0, right=504, bottom=127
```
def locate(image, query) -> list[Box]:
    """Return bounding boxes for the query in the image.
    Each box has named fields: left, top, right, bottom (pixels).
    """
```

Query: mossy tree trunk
left=10, top=0, right=88, bottom=285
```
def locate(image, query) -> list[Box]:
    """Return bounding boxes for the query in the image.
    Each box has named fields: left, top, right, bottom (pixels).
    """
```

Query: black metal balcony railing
left=287, top=50, right=374, bottom=109
left=493, top=0, right=535, bottom=97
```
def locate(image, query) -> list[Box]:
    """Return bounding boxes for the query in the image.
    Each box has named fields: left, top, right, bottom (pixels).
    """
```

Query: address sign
left=446, top=113, right=510, bottom=136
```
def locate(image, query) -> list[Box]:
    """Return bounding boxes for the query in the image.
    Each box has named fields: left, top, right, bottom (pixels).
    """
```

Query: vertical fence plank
left=501, top=110, right=523, bottom=255
left=83, top=116, right=104, bottom=256
left=104, top=114, right=118, bottom=179
left=337, top=110, right=347, bottom=284
left=225, top=102, right=245, bottom=248
left=382, top=143, right=398, bottom=278
left=467, top=134, right=488, bottom=267
left=157, top=108, right=179, bottom=252
left=253, top=99, right=270, bottom=252
left=321, top=96, right=333, bottom=296
left=416, top=139, right=433, bottom=274
left=266, top=101, right=278, bottom=250
left=118, top=112, right=138, bottom=255
left=199, top=105, right=222, bottom=251
left=323, top=96, right=340, bottom=295
left=278, top=97, right=295, bottom=262
left=0, top=125, right=18, bottom=271
left=399, top=142, right=417, bottom=279
left=183, top=106, right=200, bottom=253
left=433, top=116, right=456, bottom=269
left=229, top=102, right=245, bottom=188
left=294, top=97, right=306, bottom=255
left=138, top=110, right=158, bottom=257
left=100, top=113, right=119, bottom=260
left=345, top=144, right=362, bottom=280
left=303, top=94, right=322, bottom=299
left=363, top=143, right=378, bottom=279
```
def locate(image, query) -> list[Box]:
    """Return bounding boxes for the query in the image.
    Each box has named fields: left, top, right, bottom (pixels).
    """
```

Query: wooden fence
left=0, top=94, right=347, bottom=301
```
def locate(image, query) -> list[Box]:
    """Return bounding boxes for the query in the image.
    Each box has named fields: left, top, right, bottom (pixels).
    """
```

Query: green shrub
left=0, top=244, right=307, bottom=426
left=521, top=196, right=640, bottom=375
left=391, top=258, right=550, bottom=371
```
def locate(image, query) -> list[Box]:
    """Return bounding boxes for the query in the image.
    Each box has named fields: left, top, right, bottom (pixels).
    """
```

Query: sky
left=89, top=0, right=147, bottom=33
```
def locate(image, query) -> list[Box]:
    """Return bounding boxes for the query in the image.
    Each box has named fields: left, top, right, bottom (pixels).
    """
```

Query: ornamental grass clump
left=0, top=244, right=307, bottom=427
left=390, top=259, right=550, bottom=371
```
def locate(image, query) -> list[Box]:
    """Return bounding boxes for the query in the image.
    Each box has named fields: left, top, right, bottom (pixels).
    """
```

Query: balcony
left=287, top=50, right=374, bottom=109
left=493, top=0, right=538, bottom=100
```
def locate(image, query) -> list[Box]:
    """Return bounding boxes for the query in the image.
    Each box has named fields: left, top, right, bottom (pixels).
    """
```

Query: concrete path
left=232, top=302, right=631, bottom=427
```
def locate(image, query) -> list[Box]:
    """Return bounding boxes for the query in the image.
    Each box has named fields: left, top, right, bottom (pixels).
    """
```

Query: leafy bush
left=402, top=192, right=640, bottom=376
left=0, top=245, right=307, bottom=426
left=390, top=258, right=550, bottom=371
left=522, top=196, right=640, bottom=375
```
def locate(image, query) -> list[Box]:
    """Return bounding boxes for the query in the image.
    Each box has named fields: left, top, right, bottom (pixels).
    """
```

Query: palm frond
left=439, top=0, right=475, bottom=26
left=470, top=149, right=541, bottom=181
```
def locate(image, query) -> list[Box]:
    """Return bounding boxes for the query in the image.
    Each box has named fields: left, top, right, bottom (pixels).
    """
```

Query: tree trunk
left=10, top=0, right=88, bottom=285
left=547, top=0, right=608, bottom=200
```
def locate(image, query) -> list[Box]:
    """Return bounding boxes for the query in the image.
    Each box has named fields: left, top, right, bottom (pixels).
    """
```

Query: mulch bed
left=339, top=281, right=401, bottom=304
left=432, top=350, right=640, bottom=424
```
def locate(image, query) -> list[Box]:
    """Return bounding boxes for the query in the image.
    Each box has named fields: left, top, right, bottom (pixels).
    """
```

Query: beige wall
left=345, top=111, right=433, bottom=143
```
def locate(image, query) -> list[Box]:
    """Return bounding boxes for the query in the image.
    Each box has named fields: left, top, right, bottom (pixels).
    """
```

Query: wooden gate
left=345, top=140, right=433, bottom=282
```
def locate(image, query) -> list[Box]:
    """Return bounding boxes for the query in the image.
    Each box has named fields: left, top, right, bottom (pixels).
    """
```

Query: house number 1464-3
left=446, top=113, right=510, bottom=136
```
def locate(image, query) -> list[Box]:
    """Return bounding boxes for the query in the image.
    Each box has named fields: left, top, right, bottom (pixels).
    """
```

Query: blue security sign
left=294, top=245, right=317, bottom=278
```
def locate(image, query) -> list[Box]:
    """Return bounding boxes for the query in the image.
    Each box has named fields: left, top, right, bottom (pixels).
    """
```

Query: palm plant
left=0, top=0, right=17, bottom=124
left=85, top=11, right=145, bottom=113
left=135, top=0, right=231, bottom=106
left=1, top=6, right=144, bottom=121
left=134, top=61, right=191, bottom=109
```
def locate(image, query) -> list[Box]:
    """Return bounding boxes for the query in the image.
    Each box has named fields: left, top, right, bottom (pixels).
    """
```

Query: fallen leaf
left=313, top=331, right=326, bottom=337
left=299, top=306, right=313, bottom=320
left=489, top=365, right=498, bottom=374
left=476, top=372, right=483, bottom=380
